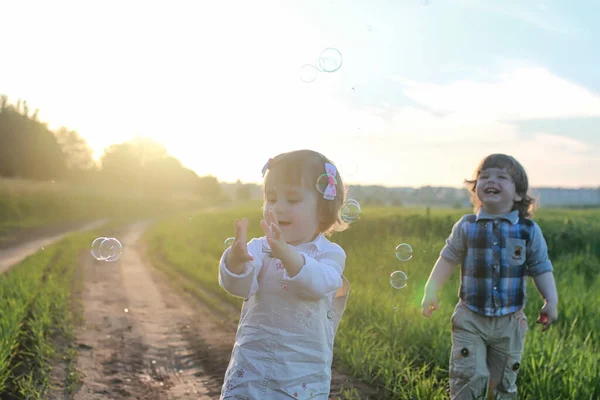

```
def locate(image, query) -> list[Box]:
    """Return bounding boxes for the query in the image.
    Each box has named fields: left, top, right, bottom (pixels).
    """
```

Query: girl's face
left=264, top=183, right=320, bottom=246
left=476, top=167, right=522, bottom=214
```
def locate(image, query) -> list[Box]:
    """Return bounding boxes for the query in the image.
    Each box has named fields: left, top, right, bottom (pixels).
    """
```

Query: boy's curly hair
left=464, top=153, right=538, bottom=218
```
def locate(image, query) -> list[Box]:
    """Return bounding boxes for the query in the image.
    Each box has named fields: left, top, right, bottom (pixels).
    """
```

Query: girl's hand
left=226, top=218, right=254, bottom=270
left=260, top=208, right=288, bottom=259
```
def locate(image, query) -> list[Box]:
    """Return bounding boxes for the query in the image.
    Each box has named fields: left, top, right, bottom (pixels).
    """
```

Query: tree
left=54, top=127, right=98, bottom=181
left=0, top=95, right=67, bottom=180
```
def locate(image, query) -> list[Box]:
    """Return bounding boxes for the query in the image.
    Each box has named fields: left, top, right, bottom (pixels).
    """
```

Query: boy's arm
left=425, top=216, right=466, bottom=293
left=526, top=221, right=557, bottom=304
left=425, top=256, right=460, bottom=294
left=531, top=271, right=558, bottom=305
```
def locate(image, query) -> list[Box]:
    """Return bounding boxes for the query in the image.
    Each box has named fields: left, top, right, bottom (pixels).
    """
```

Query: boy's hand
left=421, top=290, right=439, bottom=318
left=226, top=218, right=254, bottom=270
left=536, top=301, right=558, bottom=332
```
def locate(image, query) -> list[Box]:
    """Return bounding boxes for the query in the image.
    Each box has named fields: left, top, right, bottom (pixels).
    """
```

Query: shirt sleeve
left=281, top=244, right=345, bottom=301
left=440, top=216, right=467, bottom=265
left=525, top=221, right=553, bottom=277
left=218, top=237, right=264, bottom=300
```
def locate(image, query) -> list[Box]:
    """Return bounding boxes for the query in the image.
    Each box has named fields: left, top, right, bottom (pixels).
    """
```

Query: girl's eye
left=289, top=200, right=300, bottom=204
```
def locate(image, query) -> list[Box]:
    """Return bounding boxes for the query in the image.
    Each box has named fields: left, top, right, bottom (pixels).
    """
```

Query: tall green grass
left=0, top=231, right=102, bottom=398
left=143, top=206, right=600, bottom=399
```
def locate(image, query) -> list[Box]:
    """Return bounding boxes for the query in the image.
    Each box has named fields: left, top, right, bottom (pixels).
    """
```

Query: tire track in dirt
left=72, top=221, right=221, bottom=400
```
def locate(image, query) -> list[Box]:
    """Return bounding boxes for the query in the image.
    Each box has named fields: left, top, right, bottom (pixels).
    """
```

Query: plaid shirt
left=441, top=209, right=553, bottom=317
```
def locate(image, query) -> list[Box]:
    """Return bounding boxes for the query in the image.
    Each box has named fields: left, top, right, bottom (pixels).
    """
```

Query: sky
left=1, top=0, right=599, bottom=188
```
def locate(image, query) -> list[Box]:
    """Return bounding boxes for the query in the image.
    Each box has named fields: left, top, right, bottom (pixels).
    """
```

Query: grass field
left=0, top=177, right=212, bottom=238
left=143, top=205, right=600, bottom=400
left=0, top=177, right=212, bottom=398
left=0, top=176, right=598, bottom=399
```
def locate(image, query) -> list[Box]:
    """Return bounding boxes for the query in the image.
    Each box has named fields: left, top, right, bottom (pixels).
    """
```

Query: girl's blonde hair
left=464, top=153, right=537, bottom=218
left=263, top=149, right=350, bottom=236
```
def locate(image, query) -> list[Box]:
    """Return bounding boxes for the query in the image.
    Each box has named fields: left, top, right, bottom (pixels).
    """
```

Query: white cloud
left=392, top=63, right=600, bottom=120
left=449, top=0, right=575, bottom=35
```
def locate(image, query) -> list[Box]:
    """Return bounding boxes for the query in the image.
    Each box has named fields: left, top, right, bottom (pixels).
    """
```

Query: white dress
left=217, top=234, right=350, bottom=400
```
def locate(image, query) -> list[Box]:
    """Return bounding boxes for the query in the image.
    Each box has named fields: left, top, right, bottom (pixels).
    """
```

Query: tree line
left=0, top=94, right=223, bottom=200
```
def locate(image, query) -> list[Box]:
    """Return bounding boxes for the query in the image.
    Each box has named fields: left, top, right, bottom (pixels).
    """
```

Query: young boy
left=421, top=154, right=559, bottom=400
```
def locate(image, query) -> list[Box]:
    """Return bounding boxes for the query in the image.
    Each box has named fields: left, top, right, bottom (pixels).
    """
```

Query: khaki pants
left=449, top=301, right=528, bottom=400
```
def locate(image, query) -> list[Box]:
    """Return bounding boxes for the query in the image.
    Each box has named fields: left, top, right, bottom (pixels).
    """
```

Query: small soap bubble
left=395, top=243, right=413, bottom=261
left=91, top=237, right=107, bottom=260
left=341, top=199, right=361, bottom=223
left=317, top=48, right=343, bottom=73
left=91, top=237, right=123, bottom=262
left=99, top=238, right=123, bottom=262
left=188, top=217, right=192, bottom=222
left=390, top=271, right=408, bottom=289
left=124, top=308, right=129, bottom=313
left=300, top=64, right=318, bottom=83
left=152, top=360, right=156, bottom=364
left=224, top=237, right=235, bottom=249
left=316, top=173, right=337, bottom=194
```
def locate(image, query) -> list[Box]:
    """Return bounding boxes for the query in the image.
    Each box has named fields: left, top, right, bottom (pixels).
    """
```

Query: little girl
left=218, top=149, right=351, bottom=399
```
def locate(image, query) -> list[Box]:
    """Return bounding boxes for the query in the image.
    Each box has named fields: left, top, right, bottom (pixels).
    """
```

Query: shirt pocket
left=505, top=238, right=526, bottom=267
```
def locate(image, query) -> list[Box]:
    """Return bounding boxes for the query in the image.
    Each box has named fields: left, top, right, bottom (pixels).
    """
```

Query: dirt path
left=0, top=219, right=108, bottom=274
left=73, top=221, right=223, bottom=399
left=71, top=221, right=382, bottom=400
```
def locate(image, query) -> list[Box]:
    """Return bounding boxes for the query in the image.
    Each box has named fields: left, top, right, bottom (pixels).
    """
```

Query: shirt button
left=493, top=241, right=498, bottom=246
left=327, top=310, right=335, bottom=319
left=493, top=286, right=497, bottom=290
left=493, top=264, right=498, bottom=269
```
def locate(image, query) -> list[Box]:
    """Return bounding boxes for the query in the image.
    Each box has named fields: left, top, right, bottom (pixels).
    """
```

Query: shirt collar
left=475, top=209, right=520, bottom=225
left=262, top=233, right=326, bottom=252
left=294, top=233, right=326, bottom=251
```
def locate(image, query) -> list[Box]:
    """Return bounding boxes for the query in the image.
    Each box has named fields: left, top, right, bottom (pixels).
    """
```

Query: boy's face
left=475, top=167, right=522, bottom=214
left=263, top=182, right=320, bottom=246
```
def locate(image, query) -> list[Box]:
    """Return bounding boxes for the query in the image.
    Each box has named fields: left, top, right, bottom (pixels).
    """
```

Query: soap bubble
left=224, top=237, right=235, bottom=249
left=395, top=243, right=413, bottom=261
left=317, top=48, right=343, bottom=73
left=341, top=199, right=361, bottom=223
left=300, top=64, right=318, bottom=83
left=390, top=271, right=408, bottom=289
left=99, top=238, right=123, bottom=262
left=316, top=173, right=337, bottom=194
left=91, top=237, right=122, bottom=262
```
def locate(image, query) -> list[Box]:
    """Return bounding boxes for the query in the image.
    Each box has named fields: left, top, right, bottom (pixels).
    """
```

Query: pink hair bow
left=323, top=162, right=337, bottom=200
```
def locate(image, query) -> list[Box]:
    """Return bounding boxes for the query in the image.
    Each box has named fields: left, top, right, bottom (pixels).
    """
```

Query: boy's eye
left=288, top=199, right=300, bottom=204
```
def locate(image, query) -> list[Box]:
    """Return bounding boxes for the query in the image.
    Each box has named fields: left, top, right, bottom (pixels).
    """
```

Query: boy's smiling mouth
left=484, top=187, right=501, bottom=194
